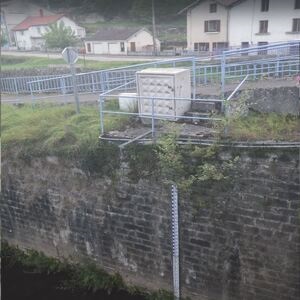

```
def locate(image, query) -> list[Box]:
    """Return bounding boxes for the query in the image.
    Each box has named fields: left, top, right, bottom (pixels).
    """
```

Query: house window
left=20, top=31, right=24, bottom=36
left=204, top=20, right=221, bottom=32
left=194, top=42, right=209, bottom=51
left=37, top=27, right=41, bottom=34
left=258, top=41, right=268, bottom=55
left=261, top=0, right=269, bottom=11
left=209, top=3, right=217, bottom=13
left=212, top=42, right=228, bottom=51
left=120, top=42, right=125, bottom=52
left=292, top=18, right=300, bottom=32
left=295, top=0, right=300, bottom=9
left=259, top=20, right=268, bottom=33
left=86, top=43, right=91, bottom=52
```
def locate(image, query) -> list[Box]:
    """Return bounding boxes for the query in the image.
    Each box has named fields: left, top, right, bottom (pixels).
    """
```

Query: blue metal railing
left=1, top=41, right=299, bottom=97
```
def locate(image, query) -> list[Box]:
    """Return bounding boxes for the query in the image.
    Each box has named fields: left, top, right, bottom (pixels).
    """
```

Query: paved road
left=2, top=91, right=100, bottom=104
left=1, top=50, right=171, bottom=62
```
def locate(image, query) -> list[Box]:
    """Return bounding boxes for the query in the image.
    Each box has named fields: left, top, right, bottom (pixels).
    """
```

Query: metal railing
left=2, top=41, right=299, bottom=99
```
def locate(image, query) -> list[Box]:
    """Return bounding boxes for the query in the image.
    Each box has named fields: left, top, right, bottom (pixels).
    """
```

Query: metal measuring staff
left=62, top=47, right=80, bottom=113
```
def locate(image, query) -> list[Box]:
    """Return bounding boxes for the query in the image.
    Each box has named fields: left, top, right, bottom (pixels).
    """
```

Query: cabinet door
left=137, top=75, right=175, bottom=116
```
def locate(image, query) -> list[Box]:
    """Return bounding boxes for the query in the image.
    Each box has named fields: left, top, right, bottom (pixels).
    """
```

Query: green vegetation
left=223, top=113, right=300, bottom=142
left=1, top=104, right=127, bottom=160
left=1, top=55, right=144, bottom=71
left=43, top=21, right=77, bottom=49
left=1, top=242, right=176, bottom=300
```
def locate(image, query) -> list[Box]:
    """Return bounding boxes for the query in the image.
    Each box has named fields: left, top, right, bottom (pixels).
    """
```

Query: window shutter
left=204, top=21, right=208, bottom=32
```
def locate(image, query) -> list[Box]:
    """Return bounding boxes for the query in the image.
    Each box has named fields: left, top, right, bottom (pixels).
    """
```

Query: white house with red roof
left=12, top=10, right=85, bottom=50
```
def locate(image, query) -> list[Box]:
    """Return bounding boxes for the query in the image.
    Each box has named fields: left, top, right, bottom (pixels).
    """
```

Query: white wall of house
left=85, top=41, right=123, bottom=54
left=85, top=30, right=160, bottom=55
left=14, top=17, right=86, bottom=50
left=229, top=0, right=300, bottom=47
left=127, top=30, right=161, bottom=52
left=187, top=1, right=229, bottom=51
left=60, top=16, right=86, bottom=38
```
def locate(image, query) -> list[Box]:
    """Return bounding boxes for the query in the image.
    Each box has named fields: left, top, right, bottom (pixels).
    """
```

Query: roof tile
left=13, top=14, right=64, bottom=31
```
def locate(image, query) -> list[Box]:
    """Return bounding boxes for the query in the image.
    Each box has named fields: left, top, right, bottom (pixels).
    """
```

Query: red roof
left=12, top=14, right=64, bottom=31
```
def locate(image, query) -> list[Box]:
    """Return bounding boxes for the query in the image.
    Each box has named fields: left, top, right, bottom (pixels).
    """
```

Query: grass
left=1, top=103, right=129, bottom=158
left=224, top=113, right=300, bottom=142
left=1, top=55, right=145, bottom=71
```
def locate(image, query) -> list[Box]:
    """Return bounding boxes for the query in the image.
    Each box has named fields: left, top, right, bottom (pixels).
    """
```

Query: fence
left=1, top=41, right=299, bottom=100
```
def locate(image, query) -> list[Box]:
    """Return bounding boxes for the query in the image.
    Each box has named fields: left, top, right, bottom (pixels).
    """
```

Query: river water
left=2, top=263, right=146, bottom=300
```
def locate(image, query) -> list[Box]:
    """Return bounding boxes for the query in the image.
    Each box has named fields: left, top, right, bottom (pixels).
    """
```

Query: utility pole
left=151, top=0, right=158, bottom=56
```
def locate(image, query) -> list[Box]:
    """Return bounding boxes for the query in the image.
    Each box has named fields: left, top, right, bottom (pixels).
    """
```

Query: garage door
left=108, top=43, right=120, bottom=54
left=94, top=43, right=108, bottom=54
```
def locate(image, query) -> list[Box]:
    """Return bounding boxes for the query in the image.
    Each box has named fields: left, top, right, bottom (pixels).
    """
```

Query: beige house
left=179, top=0, right=239, bottom=52
left=84, top=28, right=161, bottom=55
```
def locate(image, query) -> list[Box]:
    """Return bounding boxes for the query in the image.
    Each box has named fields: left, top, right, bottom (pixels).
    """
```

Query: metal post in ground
left=70, top=63, right=80, bottom=113
left=151, top=97, right=155, bottom=141
left=192, top=57, right=196, bottom=99
left=99, top=94, right=105, bottom=135
left=171, top=184, right=180, bottom=300
left=221, top=52, right=226, bottom=110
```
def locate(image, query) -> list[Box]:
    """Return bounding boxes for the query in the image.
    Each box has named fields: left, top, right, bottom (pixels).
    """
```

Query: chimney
left=39, top=9, right=44, bottom=17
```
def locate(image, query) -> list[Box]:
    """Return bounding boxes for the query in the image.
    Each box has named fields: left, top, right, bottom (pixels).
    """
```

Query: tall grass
left=225, top=113, right=300, bottom=141
left=1, top=104, right=128, bottom=157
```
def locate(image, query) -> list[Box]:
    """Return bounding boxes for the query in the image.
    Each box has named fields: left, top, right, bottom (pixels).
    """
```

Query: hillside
left=32, top=0, right=190, bottom=44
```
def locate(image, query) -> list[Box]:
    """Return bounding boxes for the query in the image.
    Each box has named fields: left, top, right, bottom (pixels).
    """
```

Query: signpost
left=62, top=47, right=80, bottom=113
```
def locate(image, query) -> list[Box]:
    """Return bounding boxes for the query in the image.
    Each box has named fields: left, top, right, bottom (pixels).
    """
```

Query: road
left=1, top=50, right=172, bottom=62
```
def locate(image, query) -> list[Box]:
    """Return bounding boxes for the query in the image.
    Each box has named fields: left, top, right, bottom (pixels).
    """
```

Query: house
left=12, top=10, right=86, bottom=50
left=228, top=0, right=300, bottom=48
left=179, top=0, right=300, bottom=52
left=1, top=0, right=54, bottom=46
left=84, top=28, right=161, bottom=55
left=178, top=0, right=239, bottom=52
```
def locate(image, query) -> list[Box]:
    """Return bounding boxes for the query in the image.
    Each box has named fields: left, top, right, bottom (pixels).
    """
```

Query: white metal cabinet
left=136, top=68, right=191, bottom=121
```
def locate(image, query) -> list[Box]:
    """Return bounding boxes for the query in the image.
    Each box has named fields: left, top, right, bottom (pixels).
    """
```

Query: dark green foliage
left=79, top=142, right=120, bottom=176
left=38, top=0, right=194, bottom=20
left=123, top=144, right=159, bottom=181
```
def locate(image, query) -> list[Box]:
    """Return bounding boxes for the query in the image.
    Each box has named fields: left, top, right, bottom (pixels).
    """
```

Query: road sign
left=62, top=47, right=80, bottom=113
left=62, top=47, right=78, bottom=64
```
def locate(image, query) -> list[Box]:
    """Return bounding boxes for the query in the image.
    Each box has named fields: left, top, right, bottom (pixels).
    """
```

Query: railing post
left=275, top=52, right=280, bottom=77
left=14, top=78, right=19, bottom=95
left=29, top=82, right=35, bottom=109
left=91, top=74, right=95, bottom=93
left=221, top=52, right=226, bottom=111
left=99, top=94, right=105, bottom=135
left=60, top=77, right=67, bottom=105
left=151, top=97, right=155, bottom=141
left=192, top=57, right=196, bottom=100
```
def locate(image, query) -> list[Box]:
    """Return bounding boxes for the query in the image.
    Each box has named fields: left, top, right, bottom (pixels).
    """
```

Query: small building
left=84, top=28, right=161, bottom=55
left=12, top=10, right=86, bottom=50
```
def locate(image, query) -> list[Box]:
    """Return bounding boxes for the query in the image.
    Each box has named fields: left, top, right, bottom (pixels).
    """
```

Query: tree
left=43, top=21, right=77, bottom=49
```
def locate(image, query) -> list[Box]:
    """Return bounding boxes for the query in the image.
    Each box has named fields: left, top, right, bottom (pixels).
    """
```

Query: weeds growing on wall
left=156, top=125, right=239, bottom=192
